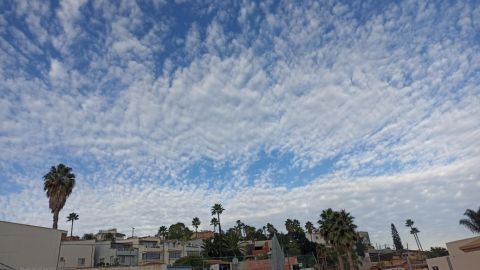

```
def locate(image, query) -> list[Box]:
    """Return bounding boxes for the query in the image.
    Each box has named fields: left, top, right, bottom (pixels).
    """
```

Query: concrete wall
left=59, top=240, right=95, bottom=269
left=446, top=237, right=480, bottom=270
left=426, top=256, right=450, bottom=270
left=0, top=220, right=65, bottom=270
left=94, top=241, right=118, bottom=266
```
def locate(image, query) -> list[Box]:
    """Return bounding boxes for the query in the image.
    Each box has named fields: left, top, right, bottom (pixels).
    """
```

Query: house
left=0, top=220, right=66, bottom=269
left=427, top=236, right=480, bottom=270
left=94, top=228, right=126, bottom=241
left=114, top=236, right=194, bottom=266
left=58, top=240, right=95, bottom=269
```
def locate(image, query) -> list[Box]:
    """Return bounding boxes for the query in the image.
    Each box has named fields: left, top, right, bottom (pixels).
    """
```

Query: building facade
left=0, top=220, right=66, bottom=270
left=59, top=240, right=96, bottom=269
left=427, top=236, right=480, bottom=270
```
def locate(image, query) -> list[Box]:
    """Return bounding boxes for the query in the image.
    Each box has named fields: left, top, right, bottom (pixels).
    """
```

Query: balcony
left=116, top=248, right=137, bottom=256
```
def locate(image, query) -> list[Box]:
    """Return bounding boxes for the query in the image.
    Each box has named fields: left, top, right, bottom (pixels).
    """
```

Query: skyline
left=0, top=0, right=479, bottom=250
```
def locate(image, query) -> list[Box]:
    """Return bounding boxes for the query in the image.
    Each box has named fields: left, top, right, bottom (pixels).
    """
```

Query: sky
left=0, top=0, right=479, bottom=249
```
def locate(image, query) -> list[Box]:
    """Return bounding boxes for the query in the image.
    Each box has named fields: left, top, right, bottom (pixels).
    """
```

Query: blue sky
left=0, top=0, right=479, bottom=248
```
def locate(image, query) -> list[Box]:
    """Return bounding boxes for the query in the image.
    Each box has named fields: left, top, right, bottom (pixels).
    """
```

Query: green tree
left=459, top=207, right=480, bottom=234
left=223, top=229, right=245, bottom=256
left=173, top=256, right=206, bottom=270
left=82, top=233, right=94, bottom=240
left=318, top=209, right=358, bottom=270
left=211, top=203, right=225, bottom=234
left=266, top=223, right=278, bottom=239
left=43, top=164, right=76, bottom=229
left=405, top=219, right=423, bottom=250
left=426, top=247, right=449, bottom=258
left=168, top=222, right=193, bottom=240
left=67, top=212, right=79, bottom=237
left=158, top=226, right=168, bottom=239
left=391, top=223, right=404, bottom=250
left=192, top=217, right=201, bottom=238
left=210, top=218, right=219, bottom=233
left=305, top=221, right=314, bottom=242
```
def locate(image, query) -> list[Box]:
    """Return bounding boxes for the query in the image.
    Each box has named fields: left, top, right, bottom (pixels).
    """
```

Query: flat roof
left=0, top=220, right=68, bottom=233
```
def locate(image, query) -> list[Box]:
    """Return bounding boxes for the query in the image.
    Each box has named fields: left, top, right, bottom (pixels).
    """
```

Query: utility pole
left=132, top=227, right=135, bottom=238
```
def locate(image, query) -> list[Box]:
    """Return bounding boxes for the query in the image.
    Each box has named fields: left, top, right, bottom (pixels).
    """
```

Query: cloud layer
left=1, top=0, right=479, bottom=249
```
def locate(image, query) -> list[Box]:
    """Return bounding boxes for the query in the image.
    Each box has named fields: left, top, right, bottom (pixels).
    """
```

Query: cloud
left=0, top=0, right=479, bottom=248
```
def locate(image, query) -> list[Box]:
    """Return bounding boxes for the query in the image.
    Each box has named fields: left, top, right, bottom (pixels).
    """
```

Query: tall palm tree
left=43, top=164, right=76, bottom=229
left=211, top=203, right=225, bottom=234
left=318, top=209, right=358, bottom=270
left=210, top=217, right=219, bottom=233
left=192, top=217, right=201, bottom=238
left=67, top=212, right=79, bottom=237
left=158, top=225, right=168, bottom=239
left=405, top=219, right=423, bottom=250
left=459, top=207, right=480, bottom=234
left=305, top=221, right=314, bottom=242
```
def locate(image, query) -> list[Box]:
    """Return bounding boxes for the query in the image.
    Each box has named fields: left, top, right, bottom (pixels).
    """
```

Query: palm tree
left=192, top=217, right=201, bottom=238
left=158, top=225, right=168, bottom=239
left=318, top=209, right=358, bottom=270
left=459, top=207, right=480, bottom=234
left=67, top=212, right=79, bottom=237
left=405, top=219, right=423, bottom=250
left=210, top=217, right=219, bottom=233
left=305, top=221, right=314, bottom=242
left=211, top=203, right=225, bottom=234
left=43, top=164, right=76, bottom=229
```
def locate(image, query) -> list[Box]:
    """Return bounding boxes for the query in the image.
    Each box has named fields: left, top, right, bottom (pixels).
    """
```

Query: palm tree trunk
left=415, top=233, right=423, bottom=251
left=53, top=210, right=59, bottom=229
left=71, top=220, right=74, bottom=237
left=347, top=250, right=354, bottom=270
left=337, top=253, right=345, bottom=270
left=413, top=234, right=421, bottom=250
left=217, top=213, right=222, bottom=234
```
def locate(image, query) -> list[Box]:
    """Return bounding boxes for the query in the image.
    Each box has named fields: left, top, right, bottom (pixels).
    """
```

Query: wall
left=94, top=241, right=118, bottom=266
left=59, top=240, right=95, bottom=269
left=0, top=220, right=65, bottom=270
left=426, top=256, right=450, bottom=270
left=446, top=237, right=480, bottom=270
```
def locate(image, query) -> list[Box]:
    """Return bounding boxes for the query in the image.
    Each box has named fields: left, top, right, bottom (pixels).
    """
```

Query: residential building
left=305, top=230, right=327, bottom=245
left=0, top=220, right=66, bottom=269
left=94, top=241, right=121, bottom=266
left=191, top=230, right=214, bottom=240
left=358, top=231, right=372, bottom=247
left=427, top=236, right=480, bottom=270
left=95, top=228, right=126, bottom=241
left=58, top=240, right=95, bottom=269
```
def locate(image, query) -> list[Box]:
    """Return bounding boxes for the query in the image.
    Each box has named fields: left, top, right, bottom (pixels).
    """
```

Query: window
left=169, top=251, right=182, bottom=259
left=432, top=267, right=439, bottom=270
left=78, top=258, right=85, bottom=266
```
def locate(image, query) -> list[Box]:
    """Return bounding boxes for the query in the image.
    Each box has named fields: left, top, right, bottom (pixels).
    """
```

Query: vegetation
left=173, top=255, right=207, bottom=270
left=459, top=207, right=480, bottom=234
left=211, top=203, right=225, bottom=234
left=158, top=225, right=168, bottom=239
left=426, top=247, right=449, bottom=258
left=168, top=222, right=193, bottom=241
left=210, top=217, right=219, bottom=233
left=405, top=219, right=423, bottom=250
left=305, top=221, right=314, bottom=242
left=43, top=164, right=76, bottom=229
left=391, top=223, right=403, bottom=250
left=318, top=208, right=358, bottom=270
left=67, top=212, right=79, bottom=237
left=192, top=217, right=201, bottom=238
left=82, top=233, right=94, bottom=240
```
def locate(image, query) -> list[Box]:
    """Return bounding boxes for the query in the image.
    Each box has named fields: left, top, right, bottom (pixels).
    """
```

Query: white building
left=58, top=240, right=95, bottom=269
left=0, top=220, right=66, bottom=269
left=427, top=236, right=480, bottom=270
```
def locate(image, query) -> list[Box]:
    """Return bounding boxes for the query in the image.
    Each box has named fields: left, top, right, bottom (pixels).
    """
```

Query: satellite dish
left=232, top=257, right=239, bottom=265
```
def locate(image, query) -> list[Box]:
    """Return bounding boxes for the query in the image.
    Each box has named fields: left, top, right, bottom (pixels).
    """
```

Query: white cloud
left=0, top=0, right=479, bottom=249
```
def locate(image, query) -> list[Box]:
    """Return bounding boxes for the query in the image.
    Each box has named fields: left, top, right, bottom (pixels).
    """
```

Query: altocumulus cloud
left=0, top=0, right=479, bottom=248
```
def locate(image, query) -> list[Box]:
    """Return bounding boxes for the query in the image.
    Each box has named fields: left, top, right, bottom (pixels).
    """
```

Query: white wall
left=59, top=240, right=95, bottom=269
left=0, top=221, right=65, bottom=270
